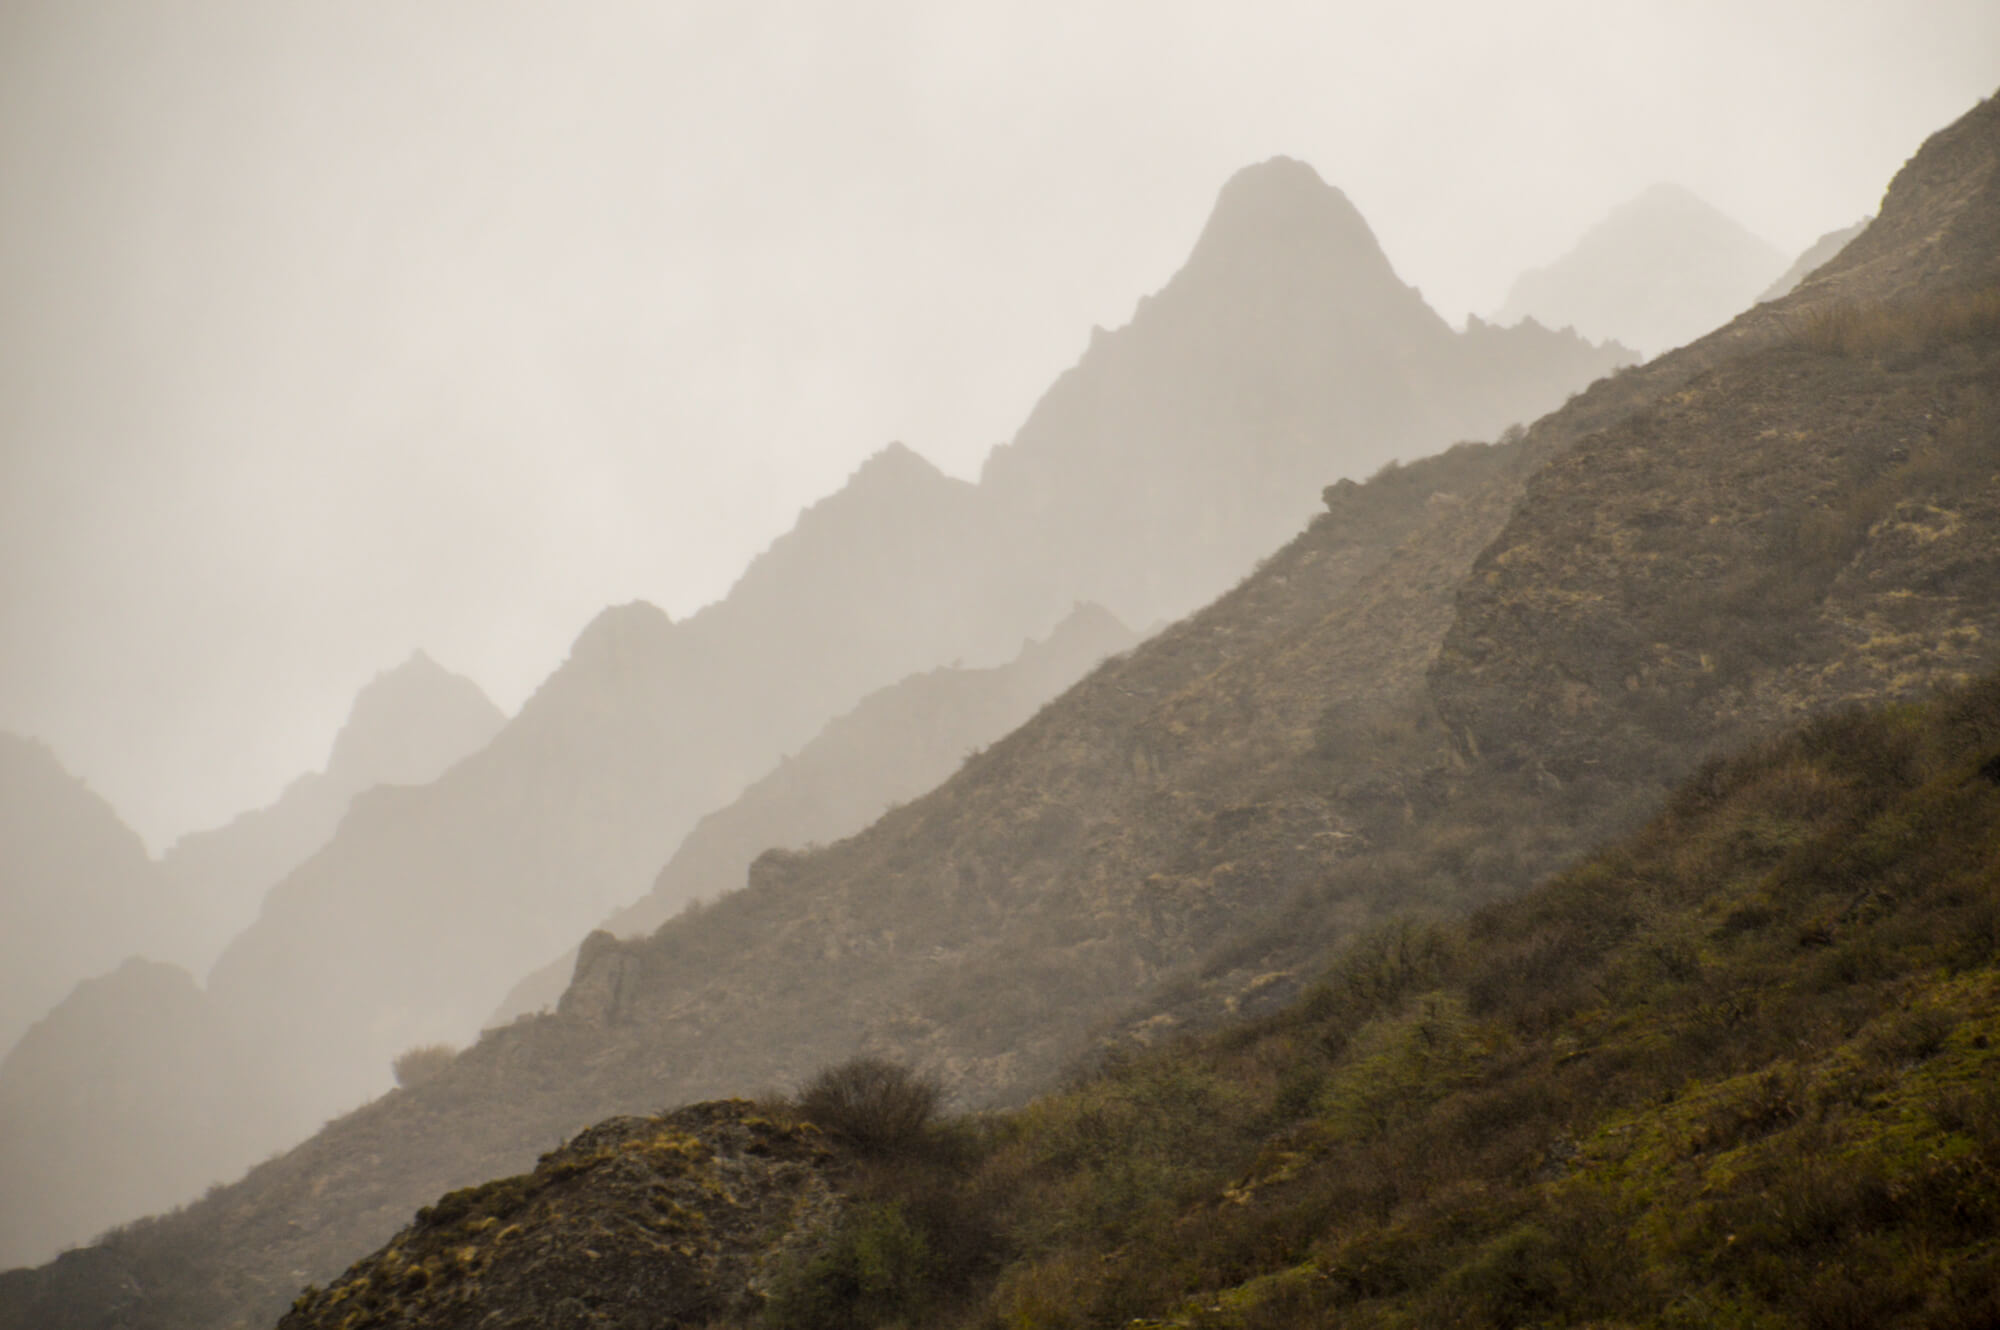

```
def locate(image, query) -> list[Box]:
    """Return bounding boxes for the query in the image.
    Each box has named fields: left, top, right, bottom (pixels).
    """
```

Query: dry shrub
left=391, top=1043, right=457, bottom=1088
left=798, top=1057, right=942, bottom=1156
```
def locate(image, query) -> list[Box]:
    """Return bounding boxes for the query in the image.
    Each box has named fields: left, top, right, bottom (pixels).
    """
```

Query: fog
left=2, top=0, right=1996, bottom=846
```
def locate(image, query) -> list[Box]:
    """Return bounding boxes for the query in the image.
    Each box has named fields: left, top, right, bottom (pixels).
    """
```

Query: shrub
left=763, top=1202, right=933, bottom=1330
left=798, top=1057, right=942, bottom=1156
left=391, top=1043, right=457, bottom=1088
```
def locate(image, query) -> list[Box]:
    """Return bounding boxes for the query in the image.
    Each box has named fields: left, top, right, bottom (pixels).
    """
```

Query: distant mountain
left=0, top=736, right=171, bottom=1057
left=979, top=157, right=1632, bottom=627
left=0, top=960, right=227, bottom=1273
left=1496, top=182, right=1787, bottom=356
left=1759, top=217, right=1869, bottom=302
left=160, top=651, right=504, bottom=974
left=491, top=601, right=1139, bottom=1024
left=0, top=156, right=1628, bottom=1276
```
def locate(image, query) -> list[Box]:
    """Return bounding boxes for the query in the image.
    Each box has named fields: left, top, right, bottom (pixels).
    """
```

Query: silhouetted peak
left=324, top=651, right=505, bottom=792
left=849, top=440, right=938, bottom=483
left=1180, top=156, right=1396, bottom=288
left=568, top=601, right=675, bottom=662
left=1039, top=601, right=1130, bottom=650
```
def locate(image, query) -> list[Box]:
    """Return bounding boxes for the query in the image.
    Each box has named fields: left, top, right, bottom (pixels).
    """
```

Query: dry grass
left=1792, top=286, right=2000, bottom=358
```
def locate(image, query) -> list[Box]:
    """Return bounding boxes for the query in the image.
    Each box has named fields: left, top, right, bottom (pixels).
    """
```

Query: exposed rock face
left=1496, top=182, right=1787, bottom=356
left=272, top=1102, right=840, bottom=1330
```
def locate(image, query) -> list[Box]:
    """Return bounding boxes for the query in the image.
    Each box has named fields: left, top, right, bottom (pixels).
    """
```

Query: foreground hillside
left=275, top=667, right=2000, bottom=1330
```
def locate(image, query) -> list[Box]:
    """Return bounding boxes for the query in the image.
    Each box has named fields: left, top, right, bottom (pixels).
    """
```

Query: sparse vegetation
left=1791, top=285, right=2000, bottom=358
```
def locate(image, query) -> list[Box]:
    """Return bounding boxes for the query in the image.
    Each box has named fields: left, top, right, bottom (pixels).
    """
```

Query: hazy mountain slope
left=979, top=157, right=1630, bottom=630
left=4, top=93, right=1993, bottom=1330
left=1496, top=182, right=1787, bottom=356
left=1759, top=216, right=1868, bottom=302
left=492, top=602, right=1138, bottom=1024
left=265, top=668, right=2000, bottom=1330
left=0, top=147, right=1633, bottom=1276
left=0, top=961, right=230, bottom=1275
left=0, top=735, right=170, bottom=1057
left=0, top=156, right=1736, bottom=1320
left=0, top=425, right=1532, bottom=1330
left=159, top=652, right=504, bottom=975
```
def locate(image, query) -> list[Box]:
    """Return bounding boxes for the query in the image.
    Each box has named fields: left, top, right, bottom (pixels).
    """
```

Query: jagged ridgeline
left=276, top=667, right=2000, bottom=1329
left=0, top=153, right=1624, bottom=1274
left=3, top=89, right=1997, bottom=1330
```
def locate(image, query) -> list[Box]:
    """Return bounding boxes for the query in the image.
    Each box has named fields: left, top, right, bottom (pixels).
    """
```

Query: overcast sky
left=2, top=0, right=1996, bottom=848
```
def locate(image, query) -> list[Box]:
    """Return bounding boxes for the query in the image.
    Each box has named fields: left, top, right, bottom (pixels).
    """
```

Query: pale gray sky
left=2, top=0, right=1996, bottom=846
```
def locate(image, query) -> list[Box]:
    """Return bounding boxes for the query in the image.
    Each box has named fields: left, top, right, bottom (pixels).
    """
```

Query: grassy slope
left=816, top=668, right=2000, bottom=1330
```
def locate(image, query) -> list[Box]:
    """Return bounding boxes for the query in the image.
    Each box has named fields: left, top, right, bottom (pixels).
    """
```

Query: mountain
left=2, top=90, right=1984, bottom=1330
left=1496, top=182, right=1787, bottom=356
left=978, top=157, right=1632, bottom=628
left=159, top=651, right=505, bottom=975
left=0, top=149, right=1632, bottom=1274
left=0, top=960, right=230, bottom=1275
left=1759, top=216, right=1869, bottom=302
left=266, top=666, right=2000, bottom=1329
left=491, top=601, right=1139, bottom=1024
left=0, top=735, right=173, bottom=1057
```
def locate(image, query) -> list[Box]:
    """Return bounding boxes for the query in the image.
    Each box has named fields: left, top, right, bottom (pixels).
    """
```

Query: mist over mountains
left=1495, top=182, right=1787, bottom=356
left=0, top=86, right=1993, bottom=1330
left=0, top=156, right=1624, bottom=1271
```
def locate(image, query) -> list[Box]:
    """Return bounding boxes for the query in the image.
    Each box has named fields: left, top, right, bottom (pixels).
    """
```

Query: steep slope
left=492, top=603, right=1138, bottom=1023
left=1496, top=182, right=1787, bottom=356
left=0, top=735, right=171, bottom=1058
left=979, top=157, right=1630, bottom=629
left=262, top=669, right=2000, bottom=1330
left=159, top=652, right=505, bottom=975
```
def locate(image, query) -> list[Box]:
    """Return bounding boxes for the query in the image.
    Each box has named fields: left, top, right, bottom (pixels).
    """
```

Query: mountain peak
left=323, top=651, right=506, bottom=792
left=1181, top=155, right=1392, bottom=286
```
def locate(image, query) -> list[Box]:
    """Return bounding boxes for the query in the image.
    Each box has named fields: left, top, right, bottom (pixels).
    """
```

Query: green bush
left=763, top=1202, right=933, bottom=1330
